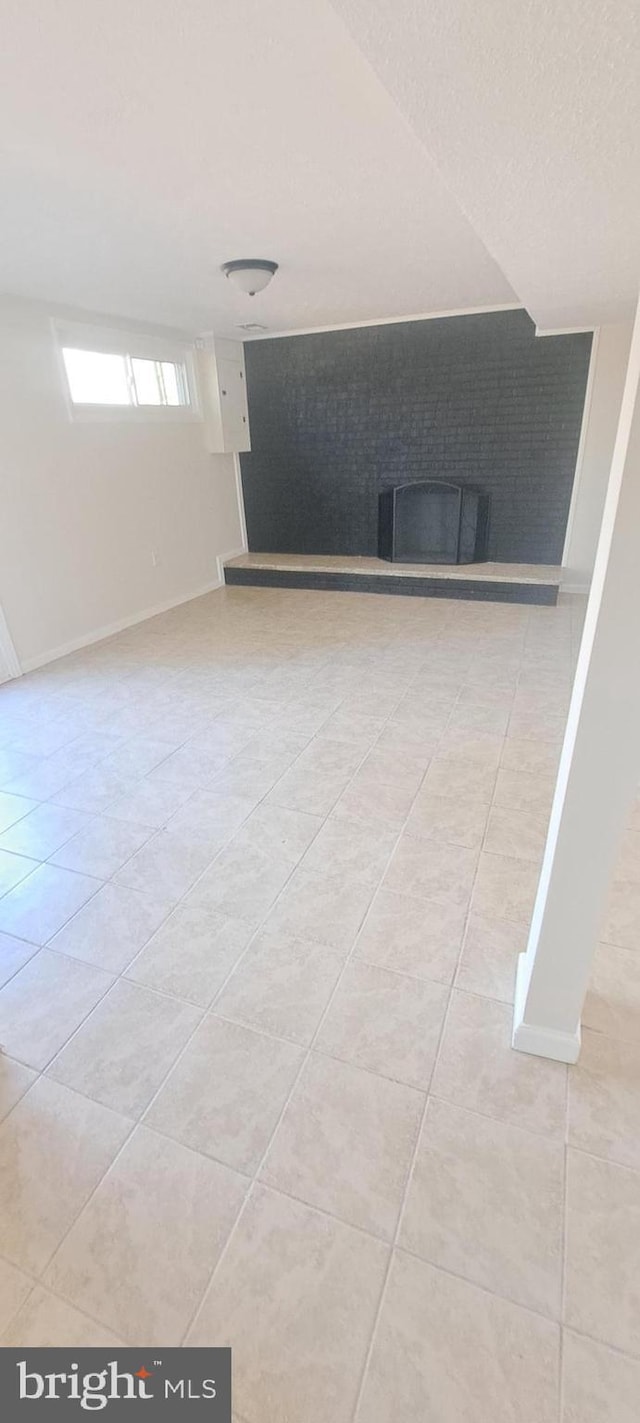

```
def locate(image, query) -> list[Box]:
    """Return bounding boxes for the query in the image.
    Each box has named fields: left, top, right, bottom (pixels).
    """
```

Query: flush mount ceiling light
left=221, top=259, right=278, bottom=296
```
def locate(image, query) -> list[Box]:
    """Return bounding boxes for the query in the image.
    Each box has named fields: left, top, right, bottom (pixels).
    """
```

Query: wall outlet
left=151, top=550, right=160, bottom=567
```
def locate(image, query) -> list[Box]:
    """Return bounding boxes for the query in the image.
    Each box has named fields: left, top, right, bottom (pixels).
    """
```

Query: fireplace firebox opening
left=378, top=480, right=489, bottom=564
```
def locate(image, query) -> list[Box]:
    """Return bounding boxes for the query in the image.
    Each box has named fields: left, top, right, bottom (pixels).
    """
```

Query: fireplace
left=378, top=480, right=489, bottom=564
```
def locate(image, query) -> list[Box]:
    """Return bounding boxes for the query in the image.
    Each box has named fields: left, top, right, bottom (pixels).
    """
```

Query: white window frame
left=52, top=319, right=200, bottom=423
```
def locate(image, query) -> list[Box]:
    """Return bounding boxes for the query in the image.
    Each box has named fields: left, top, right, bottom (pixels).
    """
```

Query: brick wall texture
left=240, top=309, right=592, bottom=564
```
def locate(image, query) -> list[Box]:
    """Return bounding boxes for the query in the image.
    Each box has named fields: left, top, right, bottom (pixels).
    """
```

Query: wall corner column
left=513, top=295, right=640, bottom=1062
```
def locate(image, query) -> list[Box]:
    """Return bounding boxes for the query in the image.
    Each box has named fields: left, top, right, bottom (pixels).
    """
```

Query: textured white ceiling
left=330, top=0, right=640, bottom=329
left=0, top=0, right=513, bottom=335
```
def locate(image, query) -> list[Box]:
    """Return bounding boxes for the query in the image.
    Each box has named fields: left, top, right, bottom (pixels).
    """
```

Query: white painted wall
left=513, top=297, right=640, bottom=1061
left=0, top=297, right=244, bottom=670
left=562, top=322, right=632, bottom=588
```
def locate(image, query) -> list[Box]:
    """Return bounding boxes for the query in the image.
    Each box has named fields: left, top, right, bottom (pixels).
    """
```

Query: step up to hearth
left=223, top=554, right=562, bottom=606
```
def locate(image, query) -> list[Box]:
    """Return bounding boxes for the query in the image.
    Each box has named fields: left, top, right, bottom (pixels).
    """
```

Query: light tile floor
left=0, top=585, right=638, bottom=1421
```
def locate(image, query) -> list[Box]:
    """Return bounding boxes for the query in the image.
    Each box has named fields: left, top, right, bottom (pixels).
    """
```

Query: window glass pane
left=63, top=348, right=131, bottom=405
left=131, top=358, right=162, bottom=405
left=161, top=361, right=184, bottom=405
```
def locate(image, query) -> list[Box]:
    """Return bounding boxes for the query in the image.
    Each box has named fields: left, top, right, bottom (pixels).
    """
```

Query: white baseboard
left=0, top=605, right=21, bottom=682
left=560, top=578, right=590, bottom=595
left=216, top=547, right=248, bottom=582
left=232, top=453, right=248, bottom=552
left=512, top=1018, right=581, bottom=1063
left=511, top=952, right=582, bottom=1063
left=20, top=574, right=224, bottom=674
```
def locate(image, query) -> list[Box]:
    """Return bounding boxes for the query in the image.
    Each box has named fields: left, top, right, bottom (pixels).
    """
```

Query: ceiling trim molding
left=560, top=327, right=600, bottom=568
left=242, top=301, right=522, bottom=340
left=536, top=325, right=595, bottom=338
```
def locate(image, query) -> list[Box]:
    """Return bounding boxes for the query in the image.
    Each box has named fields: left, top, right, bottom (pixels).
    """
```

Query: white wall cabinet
left=196, top=336, right=251, bottom=454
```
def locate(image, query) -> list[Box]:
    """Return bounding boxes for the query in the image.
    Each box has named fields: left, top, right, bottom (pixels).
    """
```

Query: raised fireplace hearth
left=224, top=553, right=561, bottom=604
left=378, top=480, right=489, bottom=564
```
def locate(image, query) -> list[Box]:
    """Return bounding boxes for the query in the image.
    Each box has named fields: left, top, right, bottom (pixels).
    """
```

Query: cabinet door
left=218, top=358, right=250, bottom=451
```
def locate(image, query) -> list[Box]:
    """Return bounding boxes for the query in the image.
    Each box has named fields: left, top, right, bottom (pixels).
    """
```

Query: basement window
left=62, top=349, right=132, bottom=406
left=55, top=321, right=196, bottom=420
left=130, top=358, right=185, bottom=407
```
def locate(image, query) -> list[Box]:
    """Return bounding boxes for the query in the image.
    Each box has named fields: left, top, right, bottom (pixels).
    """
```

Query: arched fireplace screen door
left=378, top=480, right=489, bottom=565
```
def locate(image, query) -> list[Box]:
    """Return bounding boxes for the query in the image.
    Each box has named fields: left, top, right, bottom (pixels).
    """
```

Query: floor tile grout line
left=515, top=616, right=567, bottom=1423
left=348, top=1027, right=449, bottom=1419
left=0, top=1101, right=141, bottom=1311
left=179, top=690, right=452, bottom=1347
left=347, top=641, right=569, bottom=1421
left=0, top=1272, right=128, bottom=1348
left=0, top=709, right=331, bottom=1318
left=347, top=665, right=512, bottom=1421
left=1, top=890, right=280, bottom=1331
left=3, top=1141, right=635, bottom=1355
left=392, top=1238, right=565, bottom=1326
left=425, top=1084, right=566, bottom=1143
left=7, top=759, right=579, bottom=1083
left=556, top=1319, right=640, bottom=1365
left=559, top=1146, right=570, bottom=1423
left=180, top=629, right=524, bottom=1353
left=204, top=1009, right=434, bottom=1092
left=0, top=868, right=106, bottom=933
left=0, top=594, right=608, bottom=1371
left=514, top=636, right=571, bottom=1420
left=8, top=663, right=411, bottom=1341
left=1, top=655, right=312, bottom=831
left=0, top=684, right=355, bottom=1040
left=0, top=947, right=119, bottom=1074
left=114, top=697, right=400, bottom=1016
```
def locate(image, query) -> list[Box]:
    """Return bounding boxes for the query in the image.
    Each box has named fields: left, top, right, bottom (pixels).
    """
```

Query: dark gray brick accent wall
left=240, top=309, right=592, bottom=563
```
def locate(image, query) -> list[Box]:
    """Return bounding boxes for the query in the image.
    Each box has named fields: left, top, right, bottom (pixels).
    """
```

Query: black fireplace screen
left=378, top=480, right=489, bottom=564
